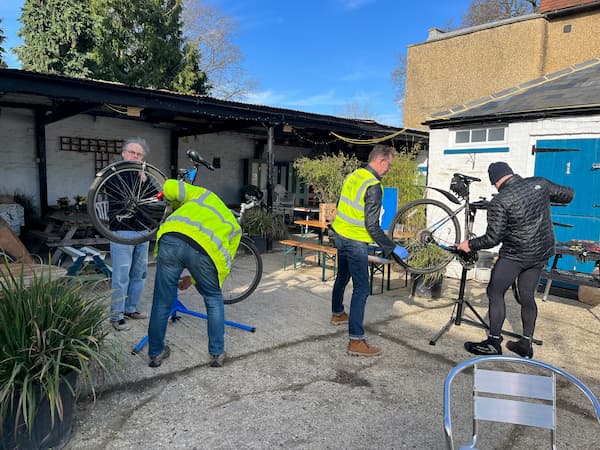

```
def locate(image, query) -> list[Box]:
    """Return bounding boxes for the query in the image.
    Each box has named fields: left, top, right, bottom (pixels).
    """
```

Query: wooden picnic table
left=28, top=208, right=109, bottom=263
left=294, top=219, right=330, bottom=245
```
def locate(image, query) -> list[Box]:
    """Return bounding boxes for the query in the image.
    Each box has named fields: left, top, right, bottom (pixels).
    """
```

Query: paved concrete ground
left=64, top=248, right=600, bottom=449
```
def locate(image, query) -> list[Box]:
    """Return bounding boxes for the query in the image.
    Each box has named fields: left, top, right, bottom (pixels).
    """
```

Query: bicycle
left=386, top=172, right=485, bottom=275
left=389, top=173, right=538, bottom=345
left=87, top=149, right=263, bottom=304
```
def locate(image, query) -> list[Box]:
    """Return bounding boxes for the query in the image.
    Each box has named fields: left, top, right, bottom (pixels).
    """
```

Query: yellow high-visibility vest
left=158, top=180, right=242, bottom=286
left=332, top=168, right=381, bottom=242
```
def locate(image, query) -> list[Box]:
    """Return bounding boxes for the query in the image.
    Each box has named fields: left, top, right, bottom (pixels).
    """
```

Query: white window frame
left=453, top=126, right=507, bottom=145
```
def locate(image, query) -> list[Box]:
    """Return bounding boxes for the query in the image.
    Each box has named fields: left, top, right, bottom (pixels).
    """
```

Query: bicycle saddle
left=453, top=173, right=481, bottom=184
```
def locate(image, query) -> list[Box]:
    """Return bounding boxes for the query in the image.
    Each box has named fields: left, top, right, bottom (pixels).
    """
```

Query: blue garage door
left=534, top=138, right=600, bottom=274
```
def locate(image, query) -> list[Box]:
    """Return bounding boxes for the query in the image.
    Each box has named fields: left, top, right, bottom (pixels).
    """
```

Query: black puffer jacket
left=469, top=175, right=574, bottom=263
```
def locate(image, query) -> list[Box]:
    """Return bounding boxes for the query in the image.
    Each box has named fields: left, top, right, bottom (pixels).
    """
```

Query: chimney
left=427, top=27, right=446, bottom=41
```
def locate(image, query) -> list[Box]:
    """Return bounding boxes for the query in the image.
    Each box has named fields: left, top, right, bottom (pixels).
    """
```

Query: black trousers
left=487, top=257, right=544, bottom=338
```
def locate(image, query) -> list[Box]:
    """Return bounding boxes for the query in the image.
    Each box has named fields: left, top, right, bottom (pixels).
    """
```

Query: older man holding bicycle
left=458, top=162, right=574, bottom=358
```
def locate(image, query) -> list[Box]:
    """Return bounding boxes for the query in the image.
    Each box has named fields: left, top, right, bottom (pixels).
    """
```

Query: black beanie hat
left=488, top=162, right=514, bottom=185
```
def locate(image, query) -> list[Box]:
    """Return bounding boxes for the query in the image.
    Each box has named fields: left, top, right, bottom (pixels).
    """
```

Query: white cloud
left=337, top=0, right=376, bottom=11
left=246, top=88, right=345, bottom=110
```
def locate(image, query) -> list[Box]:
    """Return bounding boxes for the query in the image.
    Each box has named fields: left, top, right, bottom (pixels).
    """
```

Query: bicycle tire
left=387, top=199, right=461, bottom=274
left=222, top=235, right=263, bottom=304
left=87, top=161, right=168, bottom=245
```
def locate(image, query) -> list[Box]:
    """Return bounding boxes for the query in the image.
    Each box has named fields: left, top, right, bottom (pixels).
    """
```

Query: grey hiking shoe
left=111, top=319, right=130, bottom=331
left=149, top=345, right=171, bottom=368
left=210, top=353, right=225, bottom=368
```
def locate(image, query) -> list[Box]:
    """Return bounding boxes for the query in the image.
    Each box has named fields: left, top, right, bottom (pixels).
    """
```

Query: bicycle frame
left=424, top=179, right=486, bottom=245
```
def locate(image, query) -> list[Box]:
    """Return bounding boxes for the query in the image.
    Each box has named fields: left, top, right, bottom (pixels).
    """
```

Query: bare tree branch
left=182, top=0, right=257, bottom=100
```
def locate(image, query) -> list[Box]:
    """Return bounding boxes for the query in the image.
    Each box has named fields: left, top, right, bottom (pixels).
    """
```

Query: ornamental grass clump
left=0, top=264, right=121, bottom=438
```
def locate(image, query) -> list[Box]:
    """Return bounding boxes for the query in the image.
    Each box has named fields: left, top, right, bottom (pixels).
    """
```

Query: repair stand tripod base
left=132, top=298, right=255, bottom=355
left=429, top=267, right=543, bottom=346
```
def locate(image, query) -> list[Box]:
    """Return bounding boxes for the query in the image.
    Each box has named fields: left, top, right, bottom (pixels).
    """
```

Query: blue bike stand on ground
left=131, top=297, right=256, bottom=355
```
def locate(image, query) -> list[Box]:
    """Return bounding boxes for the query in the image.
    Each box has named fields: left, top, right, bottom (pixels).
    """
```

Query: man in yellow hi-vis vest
left=330, top=145, right=408, bottom=357
left=147, top=179, right=242, bottom=368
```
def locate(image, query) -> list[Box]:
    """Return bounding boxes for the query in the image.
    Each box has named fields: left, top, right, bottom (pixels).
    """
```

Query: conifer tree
left=15, top=0, right=94, bottom=76
left=0, top=20, right=7, bottom=68
left=91, top=0, right=208, bottom=94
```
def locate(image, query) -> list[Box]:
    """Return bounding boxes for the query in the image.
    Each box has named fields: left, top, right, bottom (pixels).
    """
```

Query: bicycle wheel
left=222, top=235, right=263, bottom=304
left=87, top=161, right=168, bottom=245
left=387, top=199, right=461, bottom=274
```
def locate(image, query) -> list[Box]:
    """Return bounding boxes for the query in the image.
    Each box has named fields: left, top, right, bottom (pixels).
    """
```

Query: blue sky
left=0, top=1, right=473, bottom=127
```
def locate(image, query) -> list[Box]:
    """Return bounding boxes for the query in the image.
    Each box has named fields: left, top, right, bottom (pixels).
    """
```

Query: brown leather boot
left=347, top=339, right=383, bottom=357
left=330, top=312, right=349, bottom=326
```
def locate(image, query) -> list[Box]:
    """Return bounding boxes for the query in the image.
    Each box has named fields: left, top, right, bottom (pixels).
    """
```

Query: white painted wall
left=0, top=108, right=39, bottom=211
left=0, top=109, right=313, bottom=216
left=428, top=114, right=600, bottom=278
left=45, top=115, right=171, bottom=207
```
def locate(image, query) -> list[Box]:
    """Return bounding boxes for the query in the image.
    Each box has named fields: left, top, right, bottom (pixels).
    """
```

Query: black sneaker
left=506, top=338, right=533, bottom=358
left=210, top=353, right=225, bottom=368
left=149, top=345, right=171, bottom=368
left=464, top=336, right=502, bottom=355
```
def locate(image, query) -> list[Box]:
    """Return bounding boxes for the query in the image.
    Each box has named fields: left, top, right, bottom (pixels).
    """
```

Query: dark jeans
left=487, top=257, right=544, bottom=338
left=331, top=233, right=370, bottom=340
left=148, top=234, right=224, bottom=358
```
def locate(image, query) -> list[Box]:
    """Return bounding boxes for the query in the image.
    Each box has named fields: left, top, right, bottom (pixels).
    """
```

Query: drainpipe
left=34, top=109, right=49, bottom=216
left=170, top=132, right=179, bottom=179
left=266, top=125, right=274, bottom=209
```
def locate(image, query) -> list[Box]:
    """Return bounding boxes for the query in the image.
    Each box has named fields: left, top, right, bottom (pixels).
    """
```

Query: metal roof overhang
left=0, top=68, right=427, bottom=147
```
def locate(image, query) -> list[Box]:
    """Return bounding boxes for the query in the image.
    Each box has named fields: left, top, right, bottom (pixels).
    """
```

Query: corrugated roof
left=424, top=58, right=600, bottom=128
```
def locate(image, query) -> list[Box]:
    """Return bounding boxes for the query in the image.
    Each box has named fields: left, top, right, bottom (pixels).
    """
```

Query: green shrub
left=293, top=152, right=362, bottom=203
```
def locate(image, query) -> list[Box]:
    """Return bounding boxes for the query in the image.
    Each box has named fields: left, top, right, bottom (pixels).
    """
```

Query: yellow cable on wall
left=329, top=129, right=407, bottom=145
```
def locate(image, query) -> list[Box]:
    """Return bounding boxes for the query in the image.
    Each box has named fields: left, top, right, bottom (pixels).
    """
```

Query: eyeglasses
left=125, top=149, right=144, bottom=157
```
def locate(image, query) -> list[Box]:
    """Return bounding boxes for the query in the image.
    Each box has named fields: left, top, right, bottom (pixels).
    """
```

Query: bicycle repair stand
left=132, top=297, right=255, bottom=355
left=429, top=265, right=542, bottom=347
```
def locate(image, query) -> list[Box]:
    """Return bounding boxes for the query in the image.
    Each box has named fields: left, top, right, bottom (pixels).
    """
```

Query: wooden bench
left=280, top=239, right=337, bottom=281
left=59, top=246, right=112, bottom=281
left=0, top=263, right=67, bottom=287
left=280, top=239, right=397, bottom=292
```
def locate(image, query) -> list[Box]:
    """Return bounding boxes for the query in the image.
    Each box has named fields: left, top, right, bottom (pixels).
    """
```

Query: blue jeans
left=110, top=230, right=149, bottom=321
left=331, top=233, right=370, bottom=340
left=147, top=234, right=224, bottom=358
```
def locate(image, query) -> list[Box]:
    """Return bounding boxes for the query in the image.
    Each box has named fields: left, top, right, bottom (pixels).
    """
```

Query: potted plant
left=405, top=243, right=447, bottom=299
left=293, top=152, right=362, bottom=212
left=381, top=147, right=424, bottom=210
left=240, top=207, right=289, bottom=253
left=0, top=264, right=121, bottom=449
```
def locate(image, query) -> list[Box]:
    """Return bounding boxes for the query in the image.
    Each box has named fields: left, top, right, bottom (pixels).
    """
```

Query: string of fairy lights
left=104, top=103, right=415, bottom=146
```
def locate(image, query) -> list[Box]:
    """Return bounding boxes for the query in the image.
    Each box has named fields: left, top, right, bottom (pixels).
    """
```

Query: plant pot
left=1, top=371, right=78, bottom=450
left=410, top=274, right=443, bottom=299
left=249, top=235, right=268, bottom=254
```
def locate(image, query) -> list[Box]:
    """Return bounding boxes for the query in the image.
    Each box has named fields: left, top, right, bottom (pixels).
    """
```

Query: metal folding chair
left=444, top=355, right=600, bottom=449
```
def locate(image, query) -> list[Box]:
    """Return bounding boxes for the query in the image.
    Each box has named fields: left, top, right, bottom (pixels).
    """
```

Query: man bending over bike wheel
left=147, top=179, right=242, bottom=368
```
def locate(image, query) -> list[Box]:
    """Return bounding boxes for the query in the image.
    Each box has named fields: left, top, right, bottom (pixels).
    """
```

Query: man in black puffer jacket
left=458, top=162, right=574, bottom=358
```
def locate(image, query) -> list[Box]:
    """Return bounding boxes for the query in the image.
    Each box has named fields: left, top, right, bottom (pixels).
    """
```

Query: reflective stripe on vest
left=332, top=168, right=381, bottom=242
left=158, top=181, right=241, bottom=285
left=163, top=193, right=241, bottom=270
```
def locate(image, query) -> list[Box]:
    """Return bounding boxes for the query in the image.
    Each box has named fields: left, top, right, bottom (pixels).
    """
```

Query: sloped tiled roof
left=424, top=58, right=600, bottom=128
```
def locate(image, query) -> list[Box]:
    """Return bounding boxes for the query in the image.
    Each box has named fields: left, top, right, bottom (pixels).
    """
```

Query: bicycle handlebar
left=186, top=149, right=215, bottom=171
